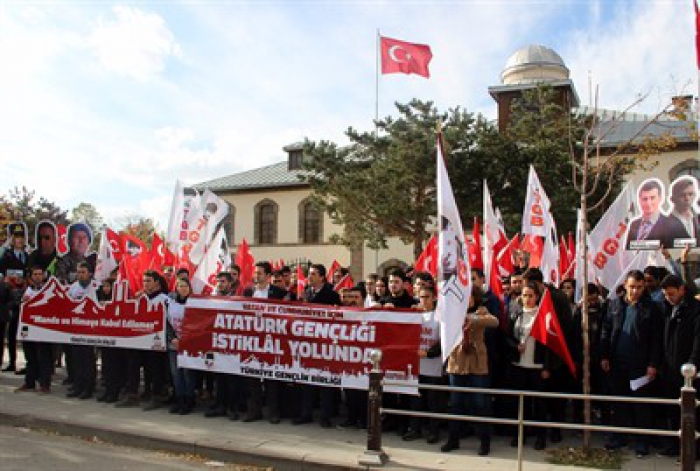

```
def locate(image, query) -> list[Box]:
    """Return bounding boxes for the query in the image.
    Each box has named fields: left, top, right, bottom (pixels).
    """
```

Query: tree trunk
left=580, top=154, right=592, bottom=452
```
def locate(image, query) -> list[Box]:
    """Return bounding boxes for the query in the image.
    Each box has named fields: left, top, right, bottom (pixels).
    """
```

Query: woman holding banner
left=166, top=278, right=196, bottom=415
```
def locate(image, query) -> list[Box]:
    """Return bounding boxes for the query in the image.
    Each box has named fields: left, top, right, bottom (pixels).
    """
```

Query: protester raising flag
left=531, top=289, right=576, bottom=378
left=187, top=189, right=229, bottom=266
left=436, top=134, right=472, bottom=362
left=380, top=35, right=433, bottom=78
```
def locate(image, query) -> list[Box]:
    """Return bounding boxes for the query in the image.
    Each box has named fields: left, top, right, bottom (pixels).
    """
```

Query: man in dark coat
left=600, top=269, right=664, bottom=457
left=657, top=275, right=700, bottom=457
left=241, top=262, right=288, bottom=423
left=293, top=263, right=340, bottom=428
left=625, top=180, right=686, bottom=250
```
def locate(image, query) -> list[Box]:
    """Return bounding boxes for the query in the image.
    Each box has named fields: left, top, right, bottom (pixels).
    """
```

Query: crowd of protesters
left=1, top=219, right=699, bottom=461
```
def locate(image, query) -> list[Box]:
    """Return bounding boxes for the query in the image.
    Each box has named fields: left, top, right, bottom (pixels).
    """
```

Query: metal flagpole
left=374, top=28, right=380, bottom=272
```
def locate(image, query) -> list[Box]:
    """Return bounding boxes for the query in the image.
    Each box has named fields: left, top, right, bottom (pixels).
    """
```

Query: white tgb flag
left=95, top=229, right=118, bottom=282
left=191, top=226, right=230, bottom=295
left=187, top=189, right=230, bottom=266
left=522, top=165, right=553, bottom=238
left=436, top=137, right=472, bottom=362
left=166, top=180, right=185, bottom=252
left=589, top=181, right=637, bottom=292
left=483, top=180, right=507, bottom=286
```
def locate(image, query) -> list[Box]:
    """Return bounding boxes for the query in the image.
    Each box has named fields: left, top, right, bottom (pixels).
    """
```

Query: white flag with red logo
left=589, top=181, right=637, bottom=291
left=483, top=180, right=508, bottom=286
left=187, top=189, right=229, bottom=266
left=522, top=166, right=553, bottom=238
left=166, top=180, right=185, bottom=252
left=192, top=227, right=229, bottom=295
left=531, top=289, right=576, bottom=377
left=436, top=136, right=472, bottom=362
left=95, top=229, right=118, bottom=282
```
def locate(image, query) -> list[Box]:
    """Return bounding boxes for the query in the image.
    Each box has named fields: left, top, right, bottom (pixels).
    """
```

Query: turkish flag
left=521, top=234, right=544, bottom=267
left=380, top=36, right=433, bottom=78
left=327, top=260, right=341, bottom=283
left=105, top=228, right=124, bottom=263
left=530, top=289, right=576, bottom=378
left=415, top=235, right=438, bottom=277
left=151, top=233, right=166, bottom=270
left=558, top=234, right=570, bottom=279
left=496, top=234, right=518, bottom=276
left=333, top=273, right=355, bottom=292
left=57, top=224, right=68, bottom=255
left=296, top=264, right=307, bottom=296
left=468, top=218, right=484, bottom=271
left=234, top=238, right=255, bottom=290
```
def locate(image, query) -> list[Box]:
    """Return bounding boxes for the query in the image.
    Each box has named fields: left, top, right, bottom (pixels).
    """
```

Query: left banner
left=177, top=297, right=422, bottom=394
left=18, top=277, right=167, bottom=350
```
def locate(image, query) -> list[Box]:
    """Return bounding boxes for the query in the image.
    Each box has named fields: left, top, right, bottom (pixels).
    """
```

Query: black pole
left=359, top=349, right=387, bottom=466
left=680, top=363, right=697, bottom=471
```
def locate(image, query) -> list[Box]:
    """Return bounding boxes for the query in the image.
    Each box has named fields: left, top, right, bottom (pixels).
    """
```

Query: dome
left=501, top=45, right=569, bottom=85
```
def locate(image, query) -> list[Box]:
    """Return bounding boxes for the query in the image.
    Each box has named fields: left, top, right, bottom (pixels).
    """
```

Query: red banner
left=177, top=297, right=422, bottom=394
left=18, top=277, right=167, bottom=350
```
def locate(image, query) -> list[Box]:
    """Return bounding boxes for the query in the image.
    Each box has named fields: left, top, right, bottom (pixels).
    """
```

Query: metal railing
left=359, top=350, right=699, bottom=471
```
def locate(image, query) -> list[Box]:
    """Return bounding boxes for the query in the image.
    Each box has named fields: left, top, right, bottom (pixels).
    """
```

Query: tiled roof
left=593, top=119, right=695, bottom=147
left=192, top=161, right=310, bottom=192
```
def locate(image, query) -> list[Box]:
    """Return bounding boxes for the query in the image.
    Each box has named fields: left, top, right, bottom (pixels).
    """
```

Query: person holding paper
left=600, top=269, right=664, bottom=458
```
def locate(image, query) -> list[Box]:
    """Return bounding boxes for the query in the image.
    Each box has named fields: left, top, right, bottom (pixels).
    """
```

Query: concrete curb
left=0, top=410, right=362, bottom=471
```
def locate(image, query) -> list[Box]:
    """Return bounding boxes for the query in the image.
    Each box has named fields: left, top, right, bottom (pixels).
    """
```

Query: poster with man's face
left=35, top=220, right=58, bottom=256
left=625, top=176, right=699, bottom=250
left=66, top=222, right=94, bottom=257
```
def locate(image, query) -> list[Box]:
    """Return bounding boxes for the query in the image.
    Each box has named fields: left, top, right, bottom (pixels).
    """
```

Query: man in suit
left=668, top=177, right=699, bottom=246
left=626, top=180, right=685, bottom=250
left=242, top=262, right=288, bottom=423
left=0, top=222, right=29, bottom=373
left=293, top=263, right=340, bottom=428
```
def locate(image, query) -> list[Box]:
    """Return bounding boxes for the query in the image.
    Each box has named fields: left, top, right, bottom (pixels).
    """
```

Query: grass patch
left=545, top=446, right=626, bottom=469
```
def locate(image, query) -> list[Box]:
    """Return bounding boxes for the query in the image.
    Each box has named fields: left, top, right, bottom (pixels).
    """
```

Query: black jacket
left=0, top=281, right=12, bottom=322
left=600, top=293, right=664, bottom=371
left=303, top=283, right=340, bottom=306
left=505, top=306, right=552, bottom=369
left=662, top=292, right=700, bottom=382
left=379, top=290, right=417, bottom=308
left=625, top=214, right=686, bottom=250
left=243, top=284, right=288, bottom=300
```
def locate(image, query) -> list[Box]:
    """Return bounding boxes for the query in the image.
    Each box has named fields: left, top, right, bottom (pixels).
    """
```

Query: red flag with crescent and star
left=380, top=36, right=433, bottom=78
left=530, top=289, right=576, bottom=378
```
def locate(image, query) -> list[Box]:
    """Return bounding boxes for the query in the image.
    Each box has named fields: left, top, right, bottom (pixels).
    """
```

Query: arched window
left=669, top=159, right=700, bottom=183
left=298, top=199, right=323, bottom=244
left=254, top=199, right=278, bottom=245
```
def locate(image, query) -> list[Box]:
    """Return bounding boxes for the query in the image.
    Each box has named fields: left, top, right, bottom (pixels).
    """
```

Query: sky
left=0, top=0, right=695, bottom=231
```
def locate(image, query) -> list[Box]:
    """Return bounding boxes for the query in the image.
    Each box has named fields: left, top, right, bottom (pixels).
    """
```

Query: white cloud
left=88, top=6, right=181, bottom=81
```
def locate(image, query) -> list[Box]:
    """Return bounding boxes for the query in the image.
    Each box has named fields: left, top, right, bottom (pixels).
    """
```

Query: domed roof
left=501, top=45, right=569, bottom=85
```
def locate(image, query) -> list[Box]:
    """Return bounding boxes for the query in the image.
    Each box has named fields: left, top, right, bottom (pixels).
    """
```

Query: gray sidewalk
left=0, top=356, right=685, bottom=470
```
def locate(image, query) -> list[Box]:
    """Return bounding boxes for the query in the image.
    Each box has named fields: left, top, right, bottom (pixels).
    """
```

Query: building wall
left=219, top=187, right=418, bottom=278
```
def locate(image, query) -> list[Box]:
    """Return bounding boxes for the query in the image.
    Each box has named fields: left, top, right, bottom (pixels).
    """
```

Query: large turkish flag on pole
left=380, top=36, right=433, bottom=78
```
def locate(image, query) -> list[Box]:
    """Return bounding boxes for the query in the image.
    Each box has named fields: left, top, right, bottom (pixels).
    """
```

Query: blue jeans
left=448, top=374, right=492, bottom=439
left=168, top=350, right=196, bottom=398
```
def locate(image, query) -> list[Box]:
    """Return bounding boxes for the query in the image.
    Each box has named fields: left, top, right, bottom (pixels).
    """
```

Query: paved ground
left=0, top=354, right=688, bottom=470
left=0, top=424, right=266, bottom=470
